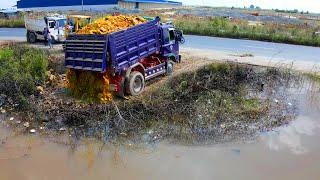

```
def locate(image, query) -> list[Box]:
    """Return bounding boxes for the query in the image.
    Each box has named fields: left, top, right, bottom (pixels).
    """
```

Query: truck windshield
left=58, top=19, right=67, bottom=28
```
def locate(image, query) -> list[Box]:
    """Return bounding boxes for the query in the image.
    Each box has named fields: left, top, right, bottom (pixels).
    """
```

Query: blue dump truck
left=64, top=17, right=184, bottom=96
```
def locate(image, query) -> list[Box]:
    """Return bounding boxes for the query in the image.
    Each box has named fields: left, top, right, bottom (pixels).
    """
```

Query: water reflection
left=262, top=81, right=320, bottom=155
left=263, top=116, right=320, bottom=154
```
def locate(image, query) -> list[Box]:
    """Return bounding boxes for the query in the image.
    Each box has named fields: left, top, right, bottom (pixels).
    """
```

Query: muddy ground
left=0, top=43, right=312, bottom=146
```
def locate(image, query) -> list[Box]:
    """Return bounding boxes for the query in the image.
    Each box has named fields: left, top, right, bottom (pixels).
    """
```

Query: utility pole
left=82, top=0, right=84, bottom=11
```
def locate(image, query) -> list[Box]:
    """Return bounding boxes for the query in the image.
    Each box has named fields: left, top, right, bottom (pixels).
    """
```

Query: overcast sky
left=1, top=0, right=319, bottom=13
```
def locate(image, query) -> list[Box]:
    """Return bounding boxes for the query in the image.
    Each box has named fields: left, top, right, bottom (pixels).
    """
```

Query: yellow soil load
left=66, top=15, right=146, bottom=102
left=77, top=15, right=146, bottom=35
left=65, top=70, right=112, bottom=102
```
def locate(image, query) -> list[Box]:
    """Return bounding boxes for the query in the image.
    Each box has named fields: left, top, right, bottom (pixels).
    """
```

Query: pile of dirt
left=77, top=15, right=146, bottom=35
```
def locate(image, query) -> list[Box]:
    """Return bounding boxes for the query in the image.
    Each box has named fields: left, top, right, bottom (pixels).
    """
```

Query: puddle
left=0, top=77, right=320, bottom=180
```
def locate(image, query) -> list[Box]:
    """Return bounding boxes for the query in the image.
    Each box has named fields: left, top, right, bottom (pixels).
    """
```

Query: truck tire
left=26, top=31, right=30, bottom=43
left=28, top=32, right=37, bottom=43
left=166, top=60, right=174, bottom=75
left=126, top=71, right=145, bottom=96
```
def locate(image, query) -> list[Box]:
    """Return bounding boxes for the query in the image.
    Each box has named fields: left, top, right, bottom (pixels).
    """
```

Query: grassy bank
left=0, top=18, right=25, bottom=28
left=0, top=44, right=48, bottom=109
left=174, top=16, right=320, bottom=47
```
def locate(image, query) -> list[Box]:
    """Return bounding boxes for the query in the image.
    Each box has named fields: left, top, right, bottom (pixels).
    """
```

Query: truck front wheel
left=27, top=32, right=37, bottom=43
left=126, top=71, right=145, bottom=96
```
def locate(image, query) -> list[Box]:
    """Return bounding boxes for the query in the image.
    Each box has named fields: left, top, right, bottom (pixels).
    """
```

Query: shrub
left=0, top=44, right=48, bottom=109
left=0, top=18, right=25, bottom=28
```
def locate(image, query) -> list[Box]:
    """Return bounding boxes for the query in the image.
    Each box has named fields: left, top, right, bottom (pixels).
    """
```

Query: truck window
left=48, top=21, right=56, bottom=29
left=169, top=30, right=175, bottom=41
left=58, top=19, right=67, bottom=28
left=163, top=29, right=170, bottom=43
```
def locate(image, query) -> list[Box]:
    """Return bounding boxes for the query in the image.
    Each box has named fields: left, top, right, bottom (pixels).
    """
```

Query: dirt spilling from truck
left=65, top=70, right=112, bottom=102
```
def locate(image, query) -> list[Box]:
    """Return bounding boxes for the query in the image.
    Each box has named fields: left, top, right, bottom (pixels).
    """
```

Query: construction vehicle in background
left=25, top=13, right=92, bottom=43
left=25, top=13, right=67, bottom=43
left=64, top=16, right=184, bottom=98
left=65, top=15, right=92, bottom=37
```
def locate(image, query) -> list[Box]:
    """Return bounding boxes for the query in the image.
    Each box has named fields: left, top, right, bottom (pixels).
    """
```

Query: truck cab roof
left=46, top=16, right=66, bottom=20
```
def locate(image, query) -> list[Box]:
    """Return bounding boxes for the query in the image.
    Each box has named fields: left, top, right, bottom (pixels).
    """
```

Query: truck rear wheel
left=28, top=32, right=37, bottom=43
left=126, top=71, right=145, bottom=96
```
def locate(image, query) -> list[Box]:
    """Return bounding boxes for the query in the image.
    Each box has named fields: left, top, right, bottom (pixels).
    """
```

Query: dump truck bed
left=65, top=17, right=161, bottom=73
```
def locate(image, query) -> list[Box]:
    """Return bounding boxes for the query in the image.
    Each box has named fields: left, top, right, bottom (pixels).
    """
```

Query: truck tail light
left=109, top=84, right=119, bottom=92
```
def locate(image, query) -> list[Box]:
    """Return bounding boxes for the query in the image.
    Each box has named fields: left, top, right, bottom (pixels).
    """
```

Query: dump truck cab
left=45, top=16, right=67, bottom=42
left=160, top=23, right=181, bottom=62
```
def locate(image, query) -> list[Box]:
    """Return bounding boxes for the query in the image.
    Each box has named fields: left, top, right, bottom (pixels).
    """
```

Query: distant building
left=16, top=0, right=182, bottom=11
left=119, top=0, right=182, bottom=10
left=0, top=8, right=20, bottom=19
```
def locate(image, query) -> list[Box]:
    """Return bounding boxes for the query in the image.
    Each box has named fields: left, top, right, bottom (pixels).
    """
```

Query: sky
left=0, top=0, right=319, bottom=13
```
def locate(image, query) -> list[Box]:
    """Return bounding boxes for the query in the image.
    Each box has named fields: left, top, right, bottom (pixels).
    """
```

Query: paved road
left=0, top=28, right=26, bottom=41
left=0, top=28, right=319, bottom=63
left=183, top=35, right=320, bottom=63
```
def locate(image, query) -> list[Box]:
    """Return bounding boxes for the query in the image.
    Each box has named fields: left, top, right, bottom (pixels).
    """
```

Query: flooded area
left=0, top=76, right=319, bottom=180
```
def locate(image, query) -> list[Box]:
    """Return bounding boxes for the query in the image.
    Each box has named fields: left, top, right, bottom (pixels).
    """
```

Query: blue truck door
left=161, top=27, right=179, bottom=60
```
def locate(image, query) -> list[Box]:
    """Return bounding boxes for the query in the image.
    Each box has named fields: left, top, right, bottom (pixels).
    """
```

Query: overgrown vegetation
left=28, top=62, right=298, bottom=144
left=306, top=72, right=320, bottom=83
left=175, top=16, right=320, bottom=47
left=0, top=17, right=25, bottom=28
left=0, top=44, right=48, bottom=109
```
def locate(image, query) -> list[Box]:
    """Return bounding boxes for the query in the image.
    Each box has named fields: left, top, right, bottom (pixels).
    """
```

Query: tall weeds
left=174, top=17, right=320, bottom=47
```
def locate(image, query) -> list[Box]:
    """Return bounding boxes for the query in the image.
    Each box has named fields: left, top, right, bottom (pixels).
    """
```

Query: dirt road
left=181, top=48, right=320, bottom=73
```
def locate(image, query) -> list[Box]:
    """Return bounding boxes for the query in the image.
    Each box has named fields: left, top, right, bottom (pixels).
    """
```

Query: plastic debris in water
left=30, top=129, right=36, bottom=133
left=0, top=109, right=6, bottom=114
left=23, top=122, right=30, bottom=128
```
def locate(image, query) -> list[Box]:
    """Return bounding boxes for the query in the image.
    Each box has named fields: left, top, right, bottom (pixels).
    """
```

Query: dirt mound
left=12, top=61, right=301, bottom=145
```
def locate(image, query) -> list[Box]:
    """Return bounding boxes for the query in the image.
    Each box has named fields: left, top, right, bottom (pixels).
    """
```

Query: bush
left=0, top=44, right=48, bottom=109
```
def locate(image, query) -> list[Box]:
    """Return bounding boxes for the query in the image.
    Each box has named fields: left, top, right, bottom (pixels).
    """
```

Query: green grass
left=0, top=18, right=25, bottom=28
left=174, top=17, right=320, bottom=47
left=0, top=44, right=48, bottom=109
left=305, top=72, right=320, bottom=83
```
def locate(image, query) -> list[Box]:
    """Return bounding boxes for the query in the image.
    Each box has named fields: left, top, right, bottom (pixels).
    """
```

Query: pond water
left=0, top=79, right=319, bottom=180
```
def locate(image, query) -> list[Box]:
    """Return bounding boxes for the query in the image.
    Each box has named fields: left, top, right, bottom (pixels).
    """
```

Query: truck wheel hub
left=133, top=77, right=143, bottom=93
